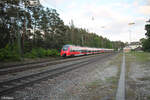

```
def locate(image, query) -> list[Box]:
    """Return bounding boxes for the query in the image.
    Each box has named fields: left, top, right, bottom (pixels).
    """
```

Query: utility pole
left=22, top=0, right=40, bottom=56
left=3, top=1, right=22, bottom=58
left=70, top=19, right=74, bottom=44
left=82, top=35, right=84, bottom=46
left=17, top=13, right=22, bottom=58
left=22, top=0, right=28, bottom=55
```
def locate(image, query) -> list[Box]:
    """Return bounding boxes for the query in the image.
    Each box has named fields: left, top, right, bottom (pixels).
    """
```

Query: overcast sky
left=40, top=0, right=150, bottom=42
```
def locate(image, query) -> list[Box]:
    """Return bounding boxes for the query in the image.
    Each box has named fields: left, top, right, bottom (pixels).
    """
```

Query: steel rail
left=0, top=53, right=115, bottom=96
left=0, top=53, right=107, bottom=75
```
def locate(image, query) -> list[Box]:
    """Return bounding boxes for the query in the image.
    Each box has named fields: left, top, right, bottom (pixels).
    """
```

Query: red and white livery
left=61, top=44, right=114, bottom=57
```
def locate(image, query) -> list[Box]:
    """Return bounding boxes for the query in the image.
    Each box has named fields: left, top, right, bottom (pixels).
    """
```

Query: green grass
left=126, top=51, right=150, bottom=62
left=86, top=80, right=102, bottom=90
left=105, top=76, right=118, bottom=84
left=125, top=51, right=150, bottom=99
left=109, top=53, right=122, bottom=67
left=135, top=52, right=150, bottom=62
left=147, top=96, right=150, bottom=100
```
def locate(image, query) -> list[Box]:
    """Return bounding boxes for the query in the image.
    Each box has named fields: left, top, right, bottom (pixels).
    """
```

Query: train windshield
left=62, top=45, right=69, bottom=51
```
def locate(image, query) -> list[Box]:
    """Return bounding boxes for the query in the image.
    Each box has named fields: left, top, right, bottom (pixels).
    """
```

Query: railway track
left=0, top=53, right=116, bottom=97
left=0, top=53, right=107, bottom=75
left=0, top=57, right=60, bottom=69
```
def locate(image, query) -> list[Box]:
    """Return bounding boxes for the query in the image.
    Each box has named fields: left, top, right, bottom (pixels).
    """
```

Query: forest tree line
left=0, top=0, right=124, bottom=61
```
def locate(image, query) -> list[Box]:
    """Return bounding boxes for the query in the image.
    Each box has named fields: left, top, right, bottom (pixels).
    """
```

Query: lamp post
left=128, top=22, right=135, bottom=45
left=101, top=26, right=106, bottom=48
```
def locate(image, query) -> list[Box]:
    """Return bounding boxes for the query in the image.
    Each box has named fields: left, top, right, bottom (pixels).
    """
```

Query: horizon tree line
left=0, top=0, right=125, bottom=55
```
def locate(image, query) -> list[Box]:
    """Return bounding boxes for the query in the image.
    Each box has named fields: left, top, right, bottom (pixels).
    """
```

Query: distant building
left=123, top=42, right=142, bottom=52
left=129, top=42, right=142, bottom=50
left=123, top=46, right=131, bottom=52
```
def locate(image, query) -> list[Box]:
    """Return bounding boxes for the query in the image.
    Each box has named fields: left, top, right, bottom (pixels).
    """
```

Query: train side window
left=70, top=49, right=72, bottom=52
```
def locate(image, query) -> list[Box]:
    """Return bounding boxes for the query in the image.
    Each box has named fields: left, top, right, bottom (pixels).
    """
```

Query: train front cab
left=61, top=45, right=71, bottom=57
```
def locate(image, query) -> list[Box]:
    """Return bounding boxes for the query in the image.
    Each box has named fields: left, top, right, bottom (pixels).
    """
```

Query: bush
left=45, top=49, right=59, bottom=57
left=24, top=53, right=34, bottom=58
left=24, top=48, right=59, bottom=58
left=24, top=48, right=46, bottom=58
left=35, top=48, right=47, bottom=58
left=0, top=45, right=60, bottom=61
left=0, top=44, right=21, bottom=61
left=48, top=49, right=59, bottom=56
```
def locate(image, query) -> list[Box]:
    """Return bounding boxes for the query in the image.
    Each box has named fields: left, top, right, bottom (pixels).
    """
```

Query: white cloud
left=40, top=0, right=147, bottom=42
left=60, top=3, right=140, bottom=42
left=146, top=0, right=150, bottom=5
left=40, top=0, right=67, bottom=5
left=139, top=5, right=150, bottom=15
left=133, top=0, right=150, bottom=15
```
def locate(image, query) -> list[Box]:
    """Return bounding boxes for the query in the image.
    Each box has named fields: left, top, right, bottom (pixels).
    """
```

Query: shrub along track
left=0, top=54, right=110, bottom=75
left=0, top=53, right=116, bottom=97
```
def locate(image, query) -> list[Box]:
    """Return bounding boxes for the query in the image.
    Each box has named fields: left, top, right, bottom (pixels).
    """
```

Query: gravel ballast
left=1, top=53, right=122, bottom=100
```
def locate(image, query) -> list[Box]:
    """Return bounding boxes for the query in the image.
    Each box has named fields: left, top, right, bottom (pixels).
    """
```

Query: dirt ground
left=125, top=52, right=150, bottom=100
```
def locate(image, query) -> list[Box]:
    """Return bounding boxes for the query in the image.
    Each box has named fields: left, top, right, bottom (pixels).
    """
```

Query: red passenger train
left=60, top=45, right=114, bottom=57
